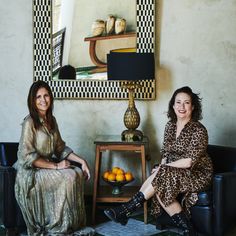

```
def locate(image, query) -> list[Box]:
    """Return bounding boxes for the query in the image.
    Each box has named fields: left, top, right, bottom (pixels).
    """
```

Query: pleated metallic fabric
left=14, top=116, right=86, bottom=235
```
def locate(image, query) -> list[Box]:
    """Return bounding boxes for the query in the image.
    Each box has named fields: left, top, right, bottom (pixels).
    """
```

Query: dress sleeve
left=54, top=118, right=73, bottom=161
left=17, top=118, right=39, bottom=169
left=182, top=124, right=208, bottom=166
left=160, top=122, right=172, bottom=160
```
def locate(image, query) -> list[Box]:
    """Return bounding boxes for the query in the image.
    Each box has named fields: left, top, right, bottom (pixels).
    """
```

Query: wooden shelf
left=84, top=32, right=136, bottom=42
left=96, top=186, right=140, bottom=202
left=84, top=32, right=136, bottom=68
left=92, top=135, right=149, bottom=225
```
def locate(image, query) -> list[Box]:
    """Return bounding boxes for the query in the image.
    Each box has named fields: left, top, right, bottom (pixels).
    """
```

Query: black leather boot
left=156, top=209, right=171, bottom=230
left=104, top=191, right=145, bottom=225
left=171, top=211, right=196, bottom=236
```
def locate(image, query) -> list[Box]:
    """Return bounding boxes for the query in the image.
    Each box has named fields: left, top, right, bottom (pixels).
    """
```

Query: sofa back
left=0, top=143, right=18, bottom=167
left=0, top=142, right=235, bottom=173
left=207, top=144, right=236, bottom=173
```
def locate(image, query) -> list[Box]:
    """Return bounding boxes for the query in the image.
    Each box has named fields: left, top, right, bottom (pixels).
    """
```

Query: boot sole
left=104, top=209, right=128, bottom=226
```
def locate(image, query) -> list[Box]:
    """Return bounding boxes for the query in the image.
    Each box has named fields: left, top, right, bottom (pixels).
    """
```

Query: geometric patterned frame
left=33, top=0, right=156, bottom=100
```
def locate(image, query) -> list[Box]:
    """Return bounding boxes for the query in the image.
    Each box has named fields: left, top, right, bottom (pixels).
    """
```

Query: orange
left=116, top=168, right=124, bottom=175
left=103, top=171, right=110, bottom=179
left=116, top=173, right=125, bottom=182
left=125, top=172, right=133, bottom=181
left=107, top=173, right=116, bottom=181
left=112, top=167, right=120, bottom=175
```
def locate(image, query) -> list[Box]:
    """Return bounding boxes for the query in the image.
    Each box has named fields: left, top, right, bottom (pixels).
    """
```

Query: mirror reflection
left=52, top=0, right=137, bottom=81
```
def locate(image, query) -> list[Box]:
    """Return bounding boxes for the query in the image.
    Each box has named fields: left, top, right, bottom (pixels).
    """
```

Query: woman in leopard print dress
left=104, top=86, right=213, bottom=235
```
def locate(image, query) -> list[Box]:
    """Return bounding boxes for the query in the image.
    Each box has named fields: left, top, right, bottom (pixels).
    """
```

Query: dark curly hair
left=27, top=80, right=55, bottom=130
left=167, top=86, right=202, bottom=122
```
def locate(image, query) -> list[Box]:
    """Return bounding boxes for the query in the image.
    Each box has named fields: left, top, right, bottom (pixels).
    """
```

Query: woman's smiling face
left=35, top=87, right=51, bottom=117
left=173, top=92, right=194, bottom=121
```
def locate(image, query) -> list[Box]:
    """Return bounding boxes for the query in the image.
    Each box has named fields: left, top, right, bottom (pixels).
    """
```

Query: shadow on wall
left=155, top=0, right=162, bottom=68
left=214, top=126, right=236, bottom=147
left=142, top=64, right=173, bottom=168
left=155, top=0, right=174, bottom=99
left=156, top=65, right=173, bottom=100
left=142, top=105, right=160, bottom=167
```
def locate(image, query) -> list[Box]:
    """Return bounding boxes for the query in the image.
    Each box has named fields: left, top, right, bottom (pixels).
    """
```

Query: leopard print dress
left=151, top=121, right=213, bottom=217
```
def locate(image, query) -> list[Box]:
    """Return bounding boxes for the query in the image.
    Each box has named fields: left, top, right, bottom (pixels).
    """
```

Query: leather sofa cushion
left=208, top=145, right=236, bottom=173
left=196, top=191, right=212, bottom=206
left=0, top=143, right=18, bottom=167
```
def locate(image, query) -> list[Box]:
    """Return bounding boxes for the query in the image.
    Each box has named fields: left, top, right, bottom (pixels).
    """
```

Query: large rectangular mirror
left=33, top=0, right=155, bottom=99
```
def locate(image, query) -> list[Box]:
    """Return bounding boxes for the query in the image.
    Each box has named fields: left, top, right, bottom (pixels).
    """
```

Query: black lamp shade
left=107, top=52, right=154, bottom=81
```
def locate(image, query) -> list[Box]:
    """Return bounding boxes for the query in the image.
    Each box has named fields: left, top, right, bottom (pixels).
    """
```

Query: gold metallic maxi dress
left=14, top=116, right=86, bottom=235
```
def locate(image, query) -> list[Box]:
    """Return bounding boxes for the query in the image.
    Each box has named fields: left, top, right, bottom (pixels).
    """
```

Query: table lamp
left=107, top=48, right=154, bottom=141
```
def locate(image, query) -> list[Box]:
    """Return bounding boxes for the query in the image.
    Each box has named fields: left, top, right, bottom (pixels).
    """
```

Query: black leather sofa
left=0, top=143, right=26, bottom=235
left=1, top=142, right=236, bottom=235
left=156, top=144, right=236, bottom=236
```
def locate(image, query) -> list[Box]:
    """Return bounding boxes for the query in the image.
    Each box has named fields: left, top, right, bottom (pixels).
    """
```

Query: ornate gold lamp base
left=121, top=81, right=143, bottom=142
left=121, top=129, right=143, bottom=142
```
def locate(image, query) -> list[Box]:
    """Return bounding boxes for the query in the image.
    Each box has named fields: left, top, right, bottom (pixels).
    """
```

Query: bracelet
left=54, top=163, right=58, bottom=170
left=153, top=163, right=160, bottom=169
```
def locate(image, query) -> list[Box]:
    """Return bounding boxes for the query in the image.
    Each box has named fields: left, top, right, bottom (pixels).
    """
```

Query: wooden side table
left=92, top=135, right=150, bottom=225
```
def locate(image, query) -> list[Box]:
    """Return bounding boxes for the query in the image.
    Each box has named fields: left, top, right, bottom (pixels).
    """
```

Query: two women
left=15, top=82, right=212, bottom=235
left=14, top=81, right=91, bottom=235
left=104, top=86, right=213, bottom=236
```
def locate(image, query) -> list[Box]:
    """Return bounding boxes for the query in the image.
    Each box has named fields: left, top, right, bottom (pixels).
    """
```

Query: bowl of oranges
left=102, top=167, right=134, bottom=195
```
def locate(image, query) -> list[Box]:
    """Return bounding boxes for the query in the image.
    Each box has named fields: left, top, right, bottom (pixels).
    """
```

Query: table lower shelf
left=96, top=186, right=140, bottom=202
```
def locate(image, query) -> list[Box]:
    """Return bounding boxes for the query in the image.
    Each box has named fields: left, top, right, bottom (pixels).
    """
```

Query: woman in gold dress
left=14, top=81, right=91, bottom=235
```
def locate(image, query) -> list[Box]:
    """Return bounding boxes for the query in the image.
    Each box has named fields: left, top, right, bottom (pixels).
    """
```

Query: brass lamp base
left=121, top=81, right=143, bottom=142
left=121, top=129, right=143, bottom=142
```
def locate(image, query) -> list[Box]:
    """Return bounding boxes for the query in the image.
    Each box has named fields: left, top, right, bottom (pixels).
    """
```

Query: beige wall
left=1, top=0, right=236, bottom=193
left=68, top=0, right=136, bottom=67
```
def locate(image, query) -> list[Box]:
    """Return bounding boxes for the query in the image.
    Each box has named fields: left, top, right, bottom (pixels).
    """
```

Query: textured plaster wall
left=157, top=0, right=236, bottom=145
left=0, top=0, right=236, bottom=193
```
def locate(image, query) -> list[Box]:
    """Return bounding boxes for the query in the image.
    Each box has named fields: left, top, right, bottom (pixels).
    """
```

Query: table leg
left=92, top=145, right=102, bottom=225
left=141, top=145, right=148, bottom=224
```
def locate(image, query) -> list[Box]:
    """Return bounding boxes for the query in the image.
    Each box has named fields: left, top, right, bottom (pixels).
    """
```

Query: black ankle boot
left=155, top=210, right=170, bottom=230
left=171, top=211, right=196, bottom=236
left=104, top=191, right=145, bottom=225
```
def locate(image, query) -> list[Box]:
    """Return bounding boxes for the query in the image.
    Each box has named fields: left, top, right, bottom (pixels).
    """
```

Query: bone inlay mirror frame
left=33, top=0, right=155, bottom=100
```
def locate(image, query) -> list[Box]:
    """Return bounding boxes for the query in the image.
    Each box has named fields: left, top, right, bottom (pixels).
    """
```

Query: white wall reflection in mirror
left=52, top=0, right=137, bottom=81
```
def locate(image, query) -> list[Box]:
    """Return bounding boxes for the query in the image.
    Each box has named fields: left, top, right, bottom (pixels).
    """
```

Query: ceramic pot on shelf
left=115, top=18, right=126, bottom=34
left=106, top=15, right=116, bottom=35
left=91, top=20, right=105, bottom=37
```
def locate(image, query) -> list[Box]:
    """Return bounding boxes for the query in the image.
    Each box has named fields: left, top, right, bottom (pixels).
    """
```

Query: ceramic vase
left=106, top=15, right=116, bottom=35
left=115, top=18, right=126, bottom=34
left=91, top=20, right=105, bottom=37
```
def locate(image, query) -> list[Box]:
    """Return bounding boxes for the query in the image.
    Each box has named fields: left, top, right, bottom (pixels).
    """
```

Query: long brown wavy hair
left=27, top=80, right=55, bottom=130
left=167, top=86, right=203, bottom=122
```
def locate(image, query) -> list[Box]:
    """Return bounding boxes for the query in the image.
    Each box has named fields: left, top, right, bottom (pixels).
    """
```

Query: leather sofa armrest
left=213, top=171, right=236, bottom=236
left=0, top=166, right=17, bottom=228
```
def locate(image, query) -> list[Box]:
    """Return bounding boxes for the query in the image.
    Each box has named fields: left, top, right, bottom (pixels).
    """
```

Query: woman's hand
left=151, top=164, right=161, bottom=174
left=57, top=160, right=71, bottom=169
left=165, top=158, right=192, bottom=169
left=33, top=158, right=71, bottom=170
left=81, top=160, right=91, bottom=180
left=161, top=157, right=167, bottom=165
left=66, top=152, right=91, bottom=180
left=150, top=157, right=167, bottom=174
